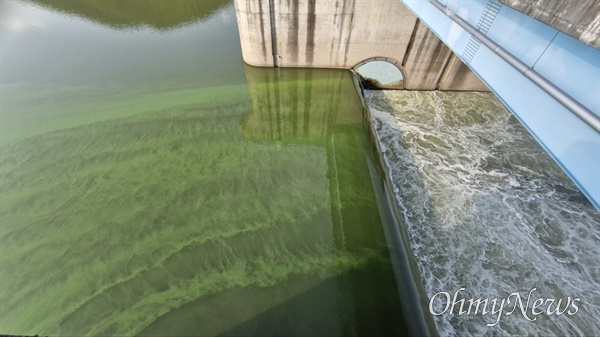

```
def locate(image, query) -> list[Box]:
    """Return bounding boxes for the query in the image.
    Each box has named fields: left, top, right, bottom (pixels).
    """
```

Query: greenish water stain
left=0, top=1, right=407, bottom=335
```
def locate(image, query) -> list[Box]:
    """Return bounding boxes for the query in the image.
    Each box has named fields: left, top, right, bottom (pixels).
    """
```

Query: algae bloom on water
left=0, top=1, right=410, bottom=334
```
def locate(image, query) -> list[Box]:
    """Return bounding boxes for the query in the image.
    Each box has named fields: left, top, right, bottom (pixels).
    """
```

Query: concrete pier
left=233, top=0, right=488, bottom=91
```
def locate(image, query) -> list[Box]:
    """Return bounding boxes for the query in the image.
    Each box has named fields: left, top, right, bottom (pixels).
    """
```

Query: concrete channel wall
left=233, top=0, right=489, bottom=91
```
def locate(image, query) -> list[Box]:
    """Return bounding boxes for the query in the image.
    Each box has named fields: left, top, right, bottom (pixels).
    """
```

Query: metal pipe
left=428, top=0, right=600, bottom=133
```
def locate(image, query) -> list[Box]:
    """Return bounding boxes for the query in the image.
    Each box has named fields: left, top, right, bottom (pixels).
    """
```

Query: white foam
left=366, top=90, right=600, bottom=336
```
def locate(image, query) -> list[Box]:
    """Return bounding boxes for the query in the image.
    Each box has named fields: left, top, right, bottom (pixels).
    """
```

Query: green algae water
left=0, top=1, right=414, bottom=336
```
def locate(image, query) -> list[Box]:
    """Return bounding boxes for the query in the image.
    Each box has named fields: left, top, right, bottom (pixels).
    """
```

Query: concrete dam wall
left=498, top=0, right=600, bottom=50
left=233, top=0, right=489, bottom=91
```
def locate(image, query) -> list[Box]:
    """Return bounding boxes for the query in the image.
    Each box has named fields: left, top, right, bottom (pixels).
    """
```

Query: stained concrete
left=438, top=54, right=490, bottom=91
left=233, top=0, right=489, bottom=91
left=235, top=1, right=274, bottom=67
left=498, top=0, right=600, bottom=49
left=401, top=20, right=453, bottom=90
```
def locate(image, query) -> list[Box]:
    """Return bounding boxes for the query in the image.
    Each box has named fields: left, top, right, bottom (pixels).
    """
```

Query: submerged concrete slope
left=233, top=0, right=488, bottom=91
left=498, top=0, right=600, bottom=49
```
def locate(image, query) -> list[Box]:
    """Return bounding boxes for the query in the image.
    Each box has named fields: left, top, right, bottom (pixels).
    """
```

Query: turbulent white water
left=366, top=90, right=600, bottom=337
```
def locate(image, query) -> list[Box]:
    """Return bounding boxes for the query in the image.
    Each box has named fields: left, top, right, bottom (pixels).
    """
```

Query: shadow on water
left=25, top=0, right=231, bottom=30
left=135, top=66, right=433, bottom=336
left=241, top=66, right=380, bottom=251
left=217, top=263, right=404, bottom=336
left=241, top=66, right=438, bottom=335
left=141, top=262, right=405, bottom=337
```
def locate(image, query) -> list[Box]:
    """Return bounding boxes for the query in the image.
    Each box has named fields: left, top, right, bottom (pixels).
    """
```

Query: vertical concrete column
left=234, top=0, right=418, bottom=69
left=234, top=0, right=275, bottom=67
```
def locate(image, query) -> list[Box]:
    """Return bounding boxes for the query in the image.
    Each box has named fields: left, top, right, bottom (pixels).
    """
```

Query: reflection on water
left=27, top=0, right=230, bottom=30
left=1, top=0, right=245, bottom=143
left=135, top=67, right=409, bottom=336
left=0, top=1, right=410, bottom=334
left=0, top=67, right=407, bottom=336
left=242, top=66, right=389, bottom=252
left=242, top=67, right=340, bottom=145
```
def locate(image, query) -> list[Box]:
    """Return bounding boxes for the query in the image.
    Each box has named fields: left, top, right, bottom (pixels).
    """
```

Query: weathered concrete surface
left=438, top=54, right=489, bottom=91
left=498, top=0, right=600, bottom=49
left=233, top=0, right=489, bottom=91
left=235, top=1, right=274, bottom=67
left=401, top=20, right=453, bottom=90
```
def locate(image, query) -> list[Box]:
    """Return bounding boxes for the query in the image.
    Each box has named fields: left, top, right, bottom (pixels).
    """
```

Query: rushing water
left=366, top=90, right=600, bottom=336
left=0, top=1, right=414, bottom=335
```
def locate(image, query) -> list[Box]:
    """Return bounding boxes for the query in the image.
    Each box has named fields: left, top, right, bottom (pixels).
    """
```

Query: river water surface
left=1, top=1, right=414, bottom=335
left=2, top=1, right=599, bottom=336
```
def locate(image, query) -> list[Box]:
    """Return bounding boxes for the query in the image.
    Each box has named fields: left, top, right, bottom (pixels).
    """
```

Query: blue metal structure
left=400, top=0, right=600, bottom=210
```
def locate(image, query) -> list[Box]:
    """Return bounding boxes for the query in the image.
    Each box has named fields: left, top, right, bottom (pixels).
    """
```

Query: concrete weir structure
left=234, top=0, right=600, bottom=210
left=233, top=0, right=488, bottom=91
